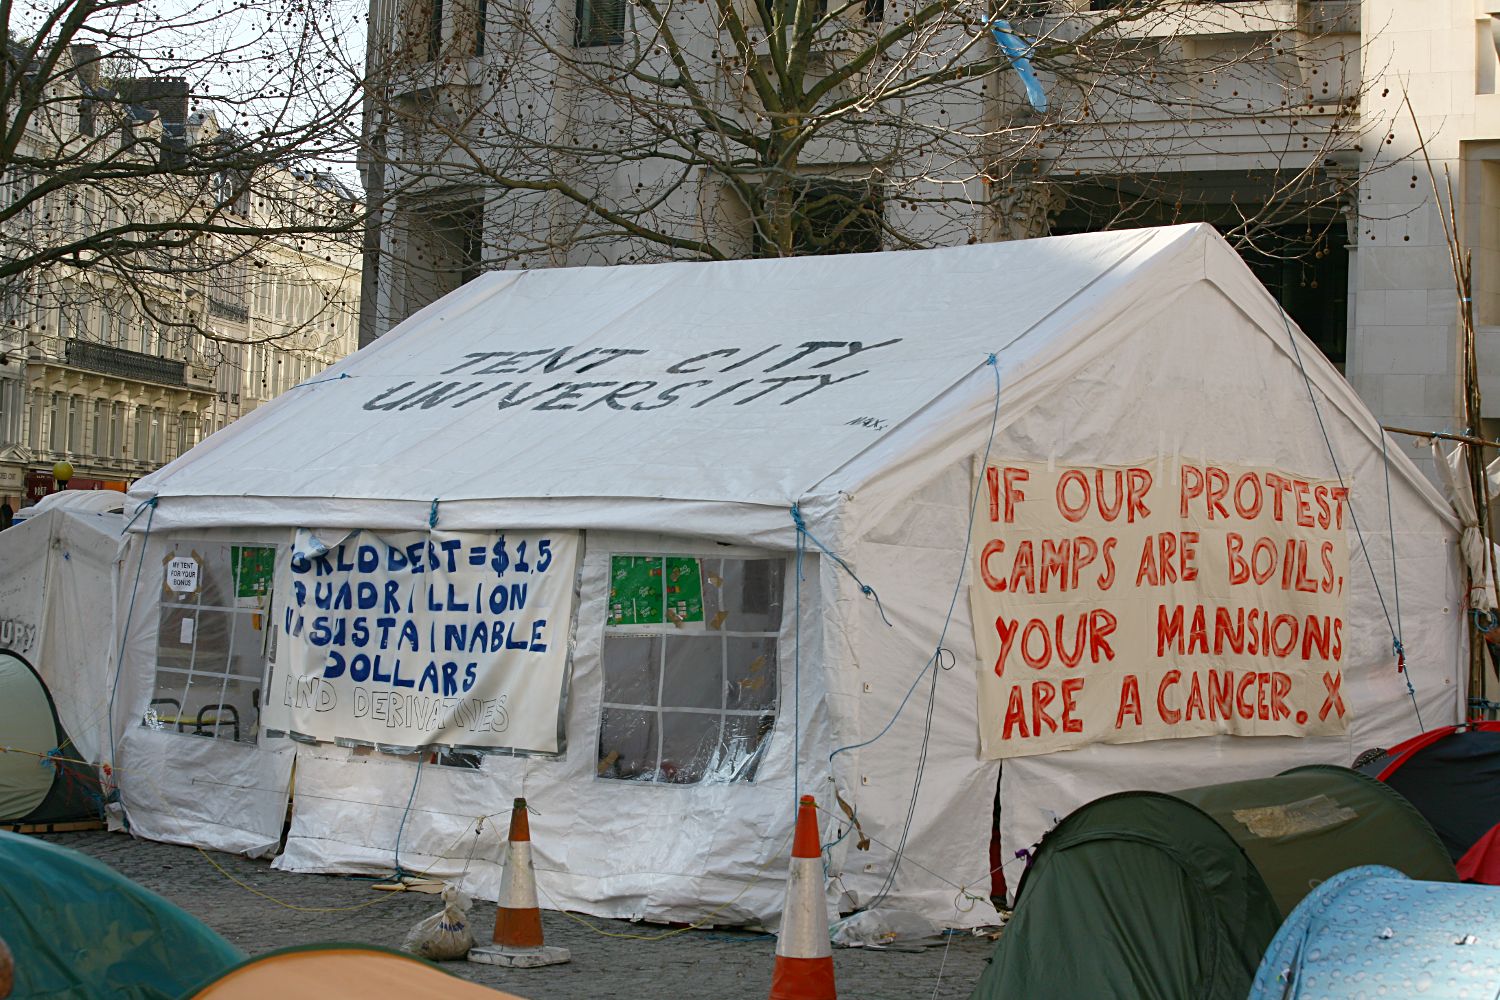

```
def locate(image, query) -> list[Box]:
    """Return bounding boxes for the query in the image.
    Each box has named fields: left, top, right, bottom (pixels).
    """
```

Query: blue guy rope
left=296, top=371, right=352, bottom=389
left=794, top=518, right=806, bottom=809
left=106, top=496, right=159, bottom=827
left=1381, top=429, right=1421, bottom=728
left=988, top=19, right=1047, bottom=114
left=804, top=354, right=1003, bottom=906
left=392, top=755, right=424, bottom=879
left=1279, top=305, right=1422, bottom=729
left=790, top=505, right=893, bottom=626
left=789, top=499, right=898, bottom=815
left=389, top=497, right=442, bottom=872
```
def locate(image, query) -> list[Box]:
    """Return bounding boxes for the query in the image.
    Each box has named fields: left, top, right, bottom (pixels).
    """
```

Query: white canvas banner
left=267, top=528, right=579, bottom=753
left=970, top=459, right=1351, bottom=759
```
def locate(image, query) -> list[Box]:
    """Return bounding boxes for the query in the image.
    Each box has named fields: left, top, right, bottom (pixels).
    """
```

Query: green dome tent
left=1172, top=764, right=1456, bottom=916
left=0, top=650, right=102, bottom=826
left=972, top=766, right=1456, bottom=1000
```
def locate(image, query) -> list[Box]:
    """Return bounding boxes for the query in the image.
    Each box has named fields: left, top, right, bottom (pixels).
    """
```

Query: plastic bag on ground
left=402, top=885, right=474, bottom=961
left=830, top=908, right=942, bottom=949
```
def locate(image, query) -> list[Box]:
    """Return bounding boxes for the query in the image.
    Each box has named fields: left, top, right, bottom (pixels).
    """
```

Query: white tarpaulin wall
left=0, top=507, right=121, bottom=765
left=111, top=224, right=1465, bottom=928
left=108, top=525, right=295, bottom=857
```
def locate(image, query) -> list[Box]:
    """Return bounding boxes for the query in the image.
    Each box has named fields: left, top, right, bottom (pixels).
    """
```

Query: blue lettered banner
left=266, top=528, right=579, bottom=753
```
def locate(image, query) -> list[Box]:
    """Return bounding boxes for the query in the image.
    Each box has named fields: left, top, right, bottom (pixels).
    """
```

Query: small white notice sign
left=166, top=557, right=200, bottom=594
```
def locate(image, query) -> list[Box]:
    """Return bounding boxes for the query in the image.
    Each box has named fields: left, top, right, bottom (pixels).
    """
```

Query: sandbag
left=402, top=886, right=474, bottom=961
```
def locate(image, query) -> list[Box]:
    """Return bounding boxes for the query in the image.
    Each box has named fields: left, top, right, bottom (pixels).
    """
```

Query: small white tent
left=106, top=224, right=1464, bottom=927
left=0, top=505, right=122, bottom=821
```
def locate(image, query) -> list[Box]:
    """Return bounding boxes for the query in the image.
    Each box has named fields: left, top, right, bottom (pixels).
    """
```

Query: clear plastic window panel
left=598, top=554, right=784, bottom=784
left=146, top=540, right=277, bottom=744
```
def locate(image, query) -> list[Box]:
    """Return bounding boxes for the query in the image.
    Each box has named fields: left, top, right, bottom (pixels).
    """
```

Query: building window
left=597, top=555, right=782, bottom=785
left=575, top=0, right=624, bottom=46
left=428, top=0, right=444, bottom=59
left=29, top=391, right=43, bottom=448
left=1239, top=224, right=1349, bottom=369
left=394, top=197, right=483, bottom=323
left=133, top=405, right=148, bottom=461
left=150, top=407, right=164, bottom=463
left=0, top=380, right=19, bottom=446
left=48, top=392, right=61, bottom=452
left=66, top=395, right=81, bottom=453
left=175, top=411, right=194, bottom=457
left=145, top=540, right=278, bottom=745
left=109, top=402, right=123, bottom=458
left=90, top=399, right=103, bottom=457
left=753, top=178, right=884, bottom=256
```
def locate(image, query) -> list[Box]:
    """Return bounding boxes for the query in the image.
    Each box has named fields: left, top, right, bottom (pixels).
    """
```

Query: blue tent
left=1248, top=865, right=1500, bottom=998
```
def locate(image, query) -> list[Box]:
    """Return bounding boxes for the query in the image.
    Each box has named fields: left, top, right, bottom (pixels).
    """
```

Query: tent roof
left=1360, top=724, right=1500, bottom=869
left=14, top=488, right=126, bottom=520
left=186, top=945, right=527, bottom=999
left=983, top=766, right=1459, bottom=998
left=0, top=830, right=243, bottom=997
left=1248, top=866, right=1500, bottom=999
left=1174, top=765, right=1457, bottom=917
left=128, top=224, right=1452, bottom=539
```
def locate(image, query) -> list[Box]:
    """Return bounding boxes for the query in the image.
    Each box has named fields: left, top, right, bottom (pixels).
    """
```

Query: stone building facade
left=357, top=0, right=1499, bottom=461
left=0, top=53, right=360, bottom=510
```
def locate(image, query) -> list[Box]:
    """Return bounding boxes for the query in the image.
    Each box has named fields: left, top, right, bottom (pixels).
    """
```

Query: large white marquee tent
left=96, top=224, right=1464, bottom=927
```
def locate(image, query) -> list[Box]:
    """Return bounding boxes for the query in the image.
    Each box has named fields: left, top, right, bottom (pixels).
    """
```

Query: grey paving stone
left=38, top=831, right=995, bottom=999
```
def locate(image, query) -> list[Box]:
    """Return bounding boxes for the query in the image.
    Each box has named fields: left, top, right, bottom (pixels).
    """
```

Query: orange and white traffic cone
left=469, top=798, right=571, bottom=968
left=770, top=795, right=835, bottom=1000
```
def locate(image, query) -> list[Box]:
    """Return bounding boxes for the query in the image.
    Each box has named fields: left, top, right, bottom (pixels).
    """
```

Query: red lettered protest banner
left=970, top=460, right=1351, bottom=758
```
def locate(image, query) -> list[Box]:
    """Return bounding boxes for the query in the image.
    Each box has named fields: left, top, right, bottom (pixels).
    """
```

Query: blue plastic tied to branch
left=989, top=18, right=1047, bottom=114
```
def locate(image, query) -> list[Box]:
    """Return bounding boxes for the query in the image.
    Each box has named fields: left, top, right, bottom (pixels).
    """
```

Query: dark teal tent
left=972, top=766, right=1457, bottom=1000
left=0, top=831, right=243, bottom=999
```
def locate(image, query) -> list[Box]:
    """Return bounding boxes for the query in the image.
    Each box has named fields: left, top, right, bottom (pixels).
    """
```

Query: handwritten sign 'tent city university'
left=970, top=460, right=1351, bottom=759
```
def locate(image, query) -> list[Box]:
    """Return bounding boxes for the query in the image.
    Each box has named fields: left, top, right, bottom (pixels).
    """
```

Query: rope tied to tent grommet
left=121, top=496, right=158, bottom=534
left=789, top=504, right=893, bottom=627
left=108, top=494, right=160, bottom=829
left=297, top=371, right=352, bottom=389
left=816, top=352, right=1006, bottom=907
left=429, top=498, right=440, bottom=529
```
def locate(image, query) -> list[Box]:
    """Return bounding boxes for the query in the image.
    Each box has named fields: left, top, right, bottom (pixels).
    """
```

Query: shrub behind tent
left=1248, top=865, right=1500, bottom=999
left=0, top=651, right=101, bottom=825
left=1359, top=722, right=1500, bottom=882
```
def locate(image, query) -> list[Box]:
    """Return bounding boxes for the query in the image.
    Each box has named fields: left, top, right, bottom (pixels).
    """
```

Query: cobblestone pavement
left=42, top=831, right=995, bottom=999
